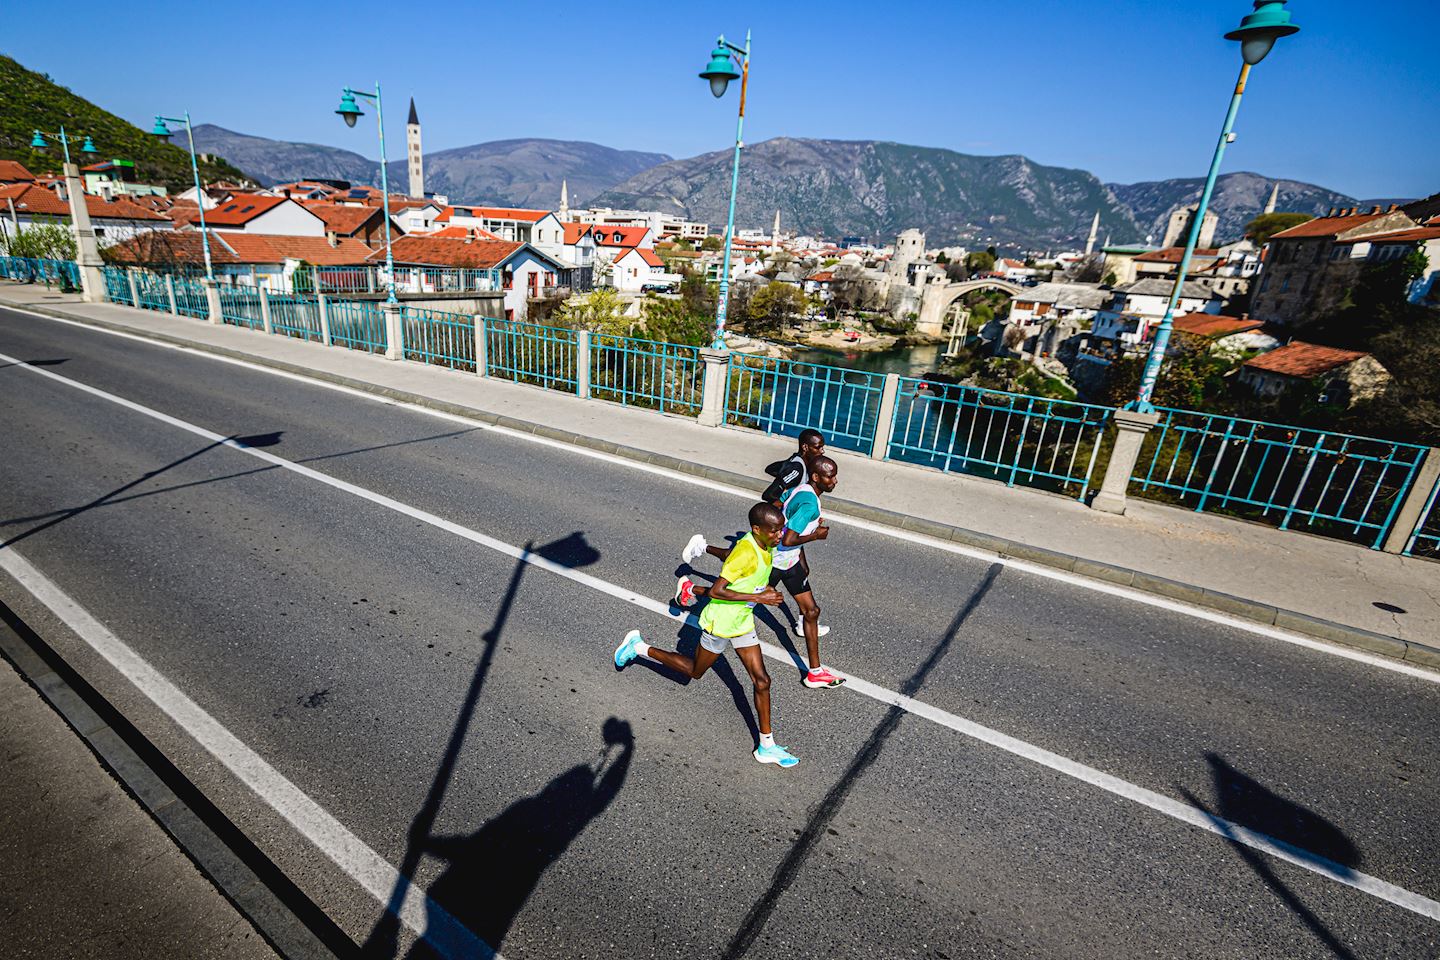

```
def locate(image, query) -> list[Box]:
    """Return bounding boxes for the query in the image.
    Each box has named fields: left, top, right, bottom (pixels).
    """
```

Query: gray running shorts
left=700, top=628, right=760, bottom=654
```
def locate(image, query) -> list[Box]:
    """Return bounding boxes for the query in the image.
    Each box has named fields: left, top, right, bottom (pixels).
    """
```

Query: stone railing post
left=383, top=302, right=403, bottom=360
left=317, top=293, right=332, bottom=346
left=258, top=287, right=274, bottom=335
left=126, top=267, right=140, bottom=307
left=697, top=348, right=730, bottom=427
left=870, top=373, right=901, bottom=460
left=164, top=274, right=178, bottom=315
left=1383, top=447, right=1440, bottom=554
left=1090, top=409, right=1159, bottom=515
left=202, top=278, right=222, bottom=325
left=576, top=331, right=592, bottom=399
left=474, top=315, right=488, bottom=377
left=63, top=161, right=106, bottom=302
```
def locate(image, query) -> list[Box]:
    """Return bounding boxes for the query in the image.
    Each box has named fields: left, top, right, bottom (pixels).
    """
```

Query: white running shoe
left=682, top=534, right=708, bottom=564
left=792, top=623, right=831, bottom=638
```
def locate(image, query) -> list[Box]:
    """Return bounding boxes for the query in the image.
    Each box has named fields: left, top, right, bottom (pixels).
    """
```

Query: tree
left=700, top=235, right=723, bottom=251
left=642, top=296, right=713, bottom=346
left=0, top=219, right=75, bottom=260
left=1102, top=271, right=1118, bottom=287
left=746, top=281, right=807, bottom=335
left=965, top=251, right=995, bottom=276
left=1245, top=212, right=1313, bottom=247
left=934, top=251, right=949, bottom=264
left=558, top=287, right=628, bottom=335
left=1101, top=339, right=1235, bottom=411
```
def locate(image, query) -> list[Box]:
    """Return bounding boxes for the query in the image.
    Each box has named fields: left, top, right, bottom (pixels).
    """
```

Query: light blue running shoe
left=614, top=630, right=644, bottom=669
left=753, top=742, right=799, bottom=768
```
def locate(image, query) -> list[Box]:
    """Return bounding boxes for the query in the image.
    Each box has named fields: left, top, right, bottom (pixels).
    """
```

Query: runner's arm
left=780, top=522, right=829, bottom=547
left=709, top=575, right=782, bottom=606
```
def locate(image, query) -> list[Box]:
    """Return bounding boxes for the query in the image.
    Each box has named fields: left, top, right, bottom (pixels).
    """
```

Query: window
left=502, top=269, right=513, bottom=290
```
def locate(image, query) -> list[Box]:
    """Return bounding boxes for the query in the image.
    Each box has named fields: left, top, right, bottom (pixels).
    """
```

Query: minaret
left=772, top=208, right=782, bottom=252
left=559, top=179, right=569, bottom=222
left=405, top=98, right=424, bottom=198
left=1085, top=211, right=1100, bottom=255
left=1264, top=181, right=1279, bottom=215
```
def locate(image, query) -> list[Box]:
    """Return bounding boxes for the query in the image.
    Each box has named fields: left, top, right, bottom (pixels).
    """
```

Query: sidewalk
left=3, top=284, right=1437, bottom=651
left=0, top=635, right=278, bottom=960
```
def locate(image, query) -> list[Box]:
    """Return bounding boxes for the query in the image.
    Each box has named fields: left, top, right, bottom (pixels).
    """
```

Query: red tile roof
left=375, top=235, right=524, bottom=268
left=637, top=248, right=665, bottom=267
left=0, top=183, right=168, bottom=221
left=1269, top=213, right=1387, bottom=240
left=105, top=231, right=373, bottom=266
left=1172, top=313, right=1264, bottom=338
left=424, top=225, right=502, bottom=241
left=807, top=271, right=835, bottom=283
left=1243, top=342, right=1369, bottom=378
left=204, top=194, right=295, bottom=225
left=1347, top=226, right=1440, bottom=245
left=592, top=225, right=649, bottom=249
left=0, top=160, right=36, bottom=182
left=438, top=205, right=550, bottom=224
left=302, top=203, right=387, bottom=234
left=563, top=222, right=594, bottom=245
left=1133, top=247, right=1220, bottom=263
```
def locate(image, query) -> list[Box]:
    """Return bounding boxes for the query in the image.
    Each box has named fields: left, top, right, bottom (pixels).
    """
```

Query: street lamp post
left=334, top=84, right=397, bottom=303
left=29, top=127, right=105, bottom=301
left=698, top=31, right=750, bottom=350
left=151, top=112, right=215, bottom=280
left=1130, top=1, right=1299, bottom=411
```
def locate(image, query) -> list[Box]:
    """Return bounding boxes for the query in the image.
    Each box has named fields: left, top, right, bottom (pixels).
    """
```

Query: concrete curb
left=0, top=602, right=352, bottom=960
left=6, top=292, right=1438, bottom=672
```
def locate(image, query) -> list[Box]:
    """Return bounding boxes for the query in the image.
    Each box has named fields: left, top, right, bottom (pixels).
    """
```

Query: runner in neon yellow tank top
left=613, top=502, right=800, bottom=768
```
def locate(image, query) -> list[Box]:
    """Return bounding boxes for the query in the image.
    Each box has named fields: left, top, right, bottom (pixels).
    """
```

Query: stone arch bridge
left=916, top=279, right=1024, bottom=337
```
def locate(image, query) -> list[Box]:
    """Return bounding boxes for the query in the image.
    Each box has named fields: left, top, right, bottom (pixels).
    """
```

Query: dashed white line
left=2, top=348, right=1438, bottom=925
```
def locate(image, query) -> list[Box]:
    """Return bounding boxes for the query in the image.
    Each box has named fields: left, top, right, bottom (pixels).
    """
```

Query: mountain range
left=190, top=125, right=668, bottom=210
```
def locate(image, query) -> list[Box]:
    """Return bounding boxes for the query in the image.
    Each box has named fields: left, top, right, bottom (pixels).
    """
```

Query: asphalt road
left=1, top=305, right=1437, bottom=960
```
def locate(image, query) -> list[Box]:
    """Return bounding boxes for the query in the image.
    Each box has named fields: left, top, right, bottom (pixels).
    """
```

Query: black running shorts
left=768, top=563, right=811, bottom=597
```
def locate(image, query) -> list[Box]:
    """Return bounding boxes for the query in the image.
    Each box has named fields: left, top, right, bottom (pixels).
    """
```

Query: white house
left=1008, top=282, right=1108, bottom=328
left=0, top=182, right=172, bottom=248
left=435, top=205, right=566, bottom=255
left=202, top=194, right=326, bottom=237
left=387, top=199, right=446, bottom=234
left=611, top=247, right=680, bottom=292
left=1089, top=278, right=1222, bottom=350
left=994, top=258, right=1035, bottom=281
left=376, top=235, right=570, bottom=320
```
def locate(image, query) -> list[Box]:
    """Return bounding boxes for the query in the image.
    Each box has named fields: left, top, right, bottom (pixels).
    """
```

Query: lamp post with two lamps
left=1129, top=1, right=1299, bottom=410
left=697, top=31, right=750, bottom=349
left=334, top=84, right=397, bottom=303
left=150, top=112, right=215, bottom=280
left=28, top=127, right=106, bottom=301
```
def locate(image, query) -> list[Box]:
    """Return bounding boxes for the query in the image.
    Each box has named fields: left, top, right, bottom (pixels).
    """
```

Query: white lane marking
left=0, top=547, right=500, bottom=960
left=4, top=350, right=1439, bottom=924
left=5, top=304, right=1436, bottom=683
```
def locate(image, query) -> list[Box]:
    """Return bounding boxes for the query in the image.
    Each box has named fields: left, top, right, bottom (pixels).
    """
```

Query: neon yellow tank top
left=699, top=533, right=772, bottom=638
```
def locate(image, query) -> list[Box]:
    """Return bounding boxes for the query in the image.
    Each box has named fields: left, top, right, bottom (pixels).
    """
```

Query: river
left=786, top=341, right=948, bottom=378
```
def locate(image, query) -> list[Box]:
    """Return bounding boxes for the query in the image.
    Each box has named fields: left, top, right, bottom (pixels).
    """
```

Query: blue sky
left=7, top=0, right=1437, bottom=199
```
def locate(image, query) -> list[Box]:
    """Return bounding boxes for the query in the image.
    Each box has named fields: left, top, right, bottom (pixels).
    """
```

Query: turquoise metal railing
left=725, top=353, right=885, bottom=453
left=1401, top=469, right=1440, bottom=560
left=485, top=318, right=578, bottom=391
left=172, top=275, right=208, bottom=319
left=134, top=270, right=170, bottom=311
left=888, top=378, right=1113, bottom=500
left=267, top=293, right=323, bottom=342
left=402, top=305, right=475, bottom=372
left=1131, top=408, right=1428, bottom=549
left=217, top=285, right=263, bottom=329
left=0, top=256, right=81, bottom=286
left=589, top=332, right=704, bottom=416
left=328, top=297, right=387, bottom=353
left=102, top=265, right=133, bottom=304
left=394, top=265, right=502, bottom=294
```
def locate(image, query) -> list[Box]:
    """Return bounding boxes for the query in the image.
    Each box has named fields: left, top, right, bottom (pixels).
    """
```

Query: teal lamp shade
left=150, top=117, right=172, bottom=138
left=699, top=43, right=740, bottom=98
left=30, top=130, right=47, bottom=149
left=1225, top=0, right=1300, bottom=65
left=335, top=90, right=363, bottom=127
left=80, top=136, right=98, bottom=154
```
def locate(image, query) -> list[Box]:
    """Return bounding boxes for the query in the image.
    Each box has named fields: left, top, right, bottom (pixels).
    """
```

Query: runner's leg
left=646, top=642, right=720, bottom=681
left=732, top=644, right=773, bottom=737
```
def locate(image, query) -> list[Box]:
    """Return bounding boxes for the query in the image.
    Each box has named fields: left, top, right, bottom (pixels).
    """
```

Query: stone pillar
left=62, top=162, right=105, bottom=302
left=1090, top=409, right=1159, bottom=515
left=202, top=278, right=222, bottom=325
left=575, top=331, right=592, bottom=399
left=383, top=302, right=403, bottom=360
left=164, top=274, right=178, bottom=315
left=474, top=315, right=488, bottom=377
left=126, top=267, right=140, bottom=307
left=697, top=348, right=730, bottom=427
left=870, top=373, right=901, bottom=460
left=317, top=293, right=331, bottom=346
left=1383, top=447, right=1440, bottom=554
left=258, top=287, right=274, bottom=335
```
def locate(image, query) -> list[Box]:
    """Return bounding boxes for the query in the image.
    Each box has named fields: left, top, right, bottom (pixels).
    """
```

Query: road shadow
left=0, top=432, right=283, bottom=549
left=722, top=562, right=1003, bottom=959
left=1179, top=753, right=1360, bottom=960
left=405, top=718, right=633, bottom=958
left=0, top=357, right=68, bottom=372
left=361, top=532, right=610, bottom=960
left=636, top=609, right=761, bottom=747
